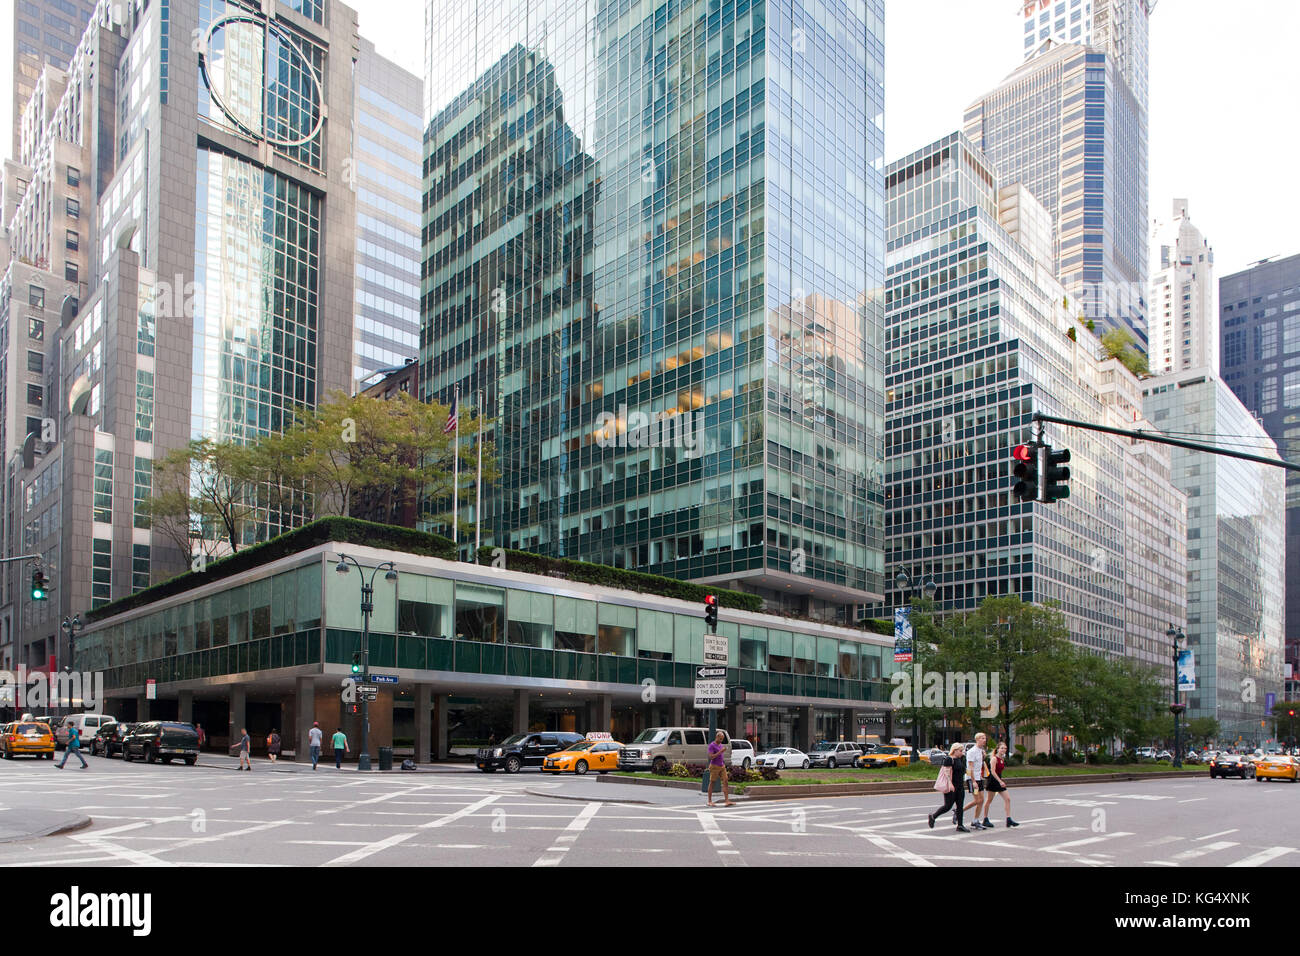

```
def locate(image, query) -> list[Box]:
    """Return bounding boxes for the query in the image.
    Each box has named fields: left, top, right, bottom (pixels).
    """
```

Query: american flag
left=443, top=390, right=458, bottom=435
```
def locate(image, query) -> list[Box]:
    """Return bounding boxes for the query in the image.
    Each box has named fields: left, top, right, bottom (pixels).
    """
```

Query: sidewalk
left=0, top=808, right=91, bottom=841
left=186, top=752, right=484, bottom=774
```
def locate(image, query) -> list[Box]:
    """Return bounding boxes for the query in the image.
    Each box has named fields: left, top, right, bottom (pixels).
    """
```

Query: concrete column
left=798, top=705, right=815, bottom=752
left=136, top=693, right=150, bottom=722
left=513, top=689, right=529, bottom=734
left=414, top=684, right=432, bottom=763
left=841, top=708, right=855, bottom=742
left=295, top=677, right=315, bottom=758
left=883, top=709, right=894, bottom=742
left=595, top=694, right=613, bottom=735
left=433, top=692, right=449, bottom=760
left=669, top=697, right=683, bottom=725
left=228, top=685, right=246, bottom=744
left=177, top=690, right=193, bottom=724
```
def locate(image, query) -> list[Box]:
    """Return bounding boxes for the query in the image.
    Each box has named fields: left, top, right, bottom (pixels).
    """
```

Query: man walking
left=308, top=721, right=323, bottom=770
left=235, top=727, right=252, bottom=771
left=963, top=732, right=989, bottom=828
left=332, top=727, right=348, bottom=770
left=56, top=724, right=88, bottom=769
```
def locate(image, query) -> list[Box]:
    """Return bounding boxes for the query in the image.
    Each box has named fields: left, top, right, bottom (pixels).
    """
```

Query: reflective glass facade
left=420, top=0, right=886, bottom=618
left=1143, top=372, right=1286, bottom=736
left=964, top=44, right=1148, bottom=350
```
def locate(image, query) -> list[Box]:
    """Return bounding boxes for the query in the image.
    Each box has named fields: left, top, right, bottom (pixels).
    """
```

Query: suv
left=122, top=721, right=200, bottom=765
left=619, top=727, right=731, bottom=773
left=476, top=732, right=584, bottom=773
left=807, top=741, right=862, bottom=768
left=91, top=722, right=132, bottom=758
left=730, top=738, right=755, bottom=769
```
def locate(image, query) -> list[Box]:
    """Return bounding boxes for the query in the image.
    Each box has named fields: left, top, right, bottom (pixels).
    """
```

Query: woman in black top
left=928, top=743, right=970, bottom=832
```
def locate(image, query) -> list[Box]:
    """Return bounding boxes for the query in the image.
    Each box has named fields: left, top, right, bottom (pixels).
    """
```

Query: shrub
left=759, top=766, right=781, bottom=781
left=1094, top=751, right=1114, bottom=765
left=1006, top=753, right=1024, bottom=766
left=1114, top=753, right=1130, bottom=765
left=1029, top=753, right=1049, bottom=765
left=651, top=760, right=673, bottom=776
left=669, top=763, right=691, bottom=778
left=1049, top=752, right=1064, bottom=765
left=1070, top=751, right=1086, bottom=763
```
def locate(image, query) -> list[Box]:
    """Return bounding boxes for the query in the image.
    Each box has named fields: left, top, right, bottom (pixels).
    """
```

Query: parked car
left=918, top=747, right=947, bottom=764
left=1135, top=746, right=1157, bottom=759
left=121, top=721, right=200, bottom=765
left=476, top=732, right=584, bottom=773
left=1208, top=753, right=1254, bottom=779
left=757, top=747, right=810, bottom=770
left=729, top=738, right=756, bottom=770
left=857, top=744, right=912, bottom=768
left=54, top=714, right=113, bottom=750
left=1254, top=753, right=1298, bottom=783
left=807, top=741, right=862, bottom=769
left=540, top=736, right=624, bottom=775
left=618, top=727, right=730, bottom=774
left=1, top=721, right=54, bottom=759
left=1155, top=750, right=1173, bottom=762
left=91, top=721, right=132, bottom=758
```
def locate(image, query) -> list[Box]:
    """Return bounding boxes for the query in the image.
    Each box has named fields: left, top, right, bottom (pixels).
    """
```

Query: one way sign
left=696, top=666, right=726, bottom=679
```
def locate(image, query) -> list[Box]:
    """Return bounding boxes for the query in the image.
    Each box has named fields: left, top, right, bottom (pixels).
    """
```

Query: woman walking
left=985, top=742, right=1019, bottom=828
left=928, top=742, right=970, bottom=832
left=267, top=728, right=282, bottom=766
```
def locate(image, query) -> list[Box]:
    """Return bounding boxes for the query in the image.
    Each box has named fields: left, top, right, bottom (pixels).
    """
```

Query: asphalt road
left=0, top=756, right=1294, bottom=867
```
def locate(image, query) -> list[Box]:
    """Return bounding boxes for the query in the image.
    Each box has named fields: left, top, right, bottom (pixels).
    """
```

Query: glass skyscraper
left=421, top=1, right=887, bottom=618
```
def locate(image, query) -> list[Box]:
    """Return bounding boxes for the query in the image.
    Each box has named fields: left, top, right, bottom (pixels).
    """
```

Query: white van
left=55, top=714, right=113, bottom=750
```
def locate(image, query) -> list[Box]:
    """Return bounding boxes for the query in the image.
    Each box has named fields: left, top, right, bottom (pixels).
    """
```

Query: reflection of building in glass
left=1143, top=370, right=1285, bottom=739
left=874, top=132, right=1176, bottom=659
left=421, top=2, right=887, bottom=619
left=1219, top=253, right=1300, bottom=699
left=965, top=42, right=1147, bottom=351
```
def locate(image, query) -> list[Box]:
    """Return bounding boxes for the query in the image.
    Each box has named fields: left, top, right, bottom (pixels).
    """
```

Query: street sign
left=693, top=680, right=725, bottom=710
left=696, top=666, right=726, bottom=679
left=145, top=679, right=156, bottom=700
left=371, top=675, right=399, bottom=684
left=703, top=634, right=728, bottom=665
left=360, top=689, right=379, bottom=702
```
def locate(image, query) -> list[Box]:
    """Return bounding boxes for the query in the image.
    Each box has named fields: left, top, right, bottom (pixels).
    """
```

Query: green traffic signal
left=31, top=569, right=48, bottom=601
left=351, top=653, right=361, bottom=674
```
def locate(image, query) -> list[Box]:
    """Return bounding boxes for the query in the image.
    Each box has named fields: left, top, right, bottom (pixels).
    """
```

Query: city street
left=0, top=759, right=1294, bottom=867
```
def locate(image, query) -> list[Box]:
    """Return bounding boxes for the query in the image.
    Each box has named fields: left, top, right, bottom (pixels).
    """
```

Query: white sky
left=3, top=1, right=1296, bottom=277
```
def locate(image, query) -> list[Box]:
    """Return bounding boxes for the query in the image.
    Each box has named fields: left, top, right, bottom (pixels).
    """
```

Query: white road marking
left=697, top=809, right=747, bottom=867
left=417, top=794, right=502, bottom=829
left=1039, top=833, right=1133, bottom=853
left=533, top=801, right=602, bottom=867
left=322, top=831, right=418, bottom=866
left=858, top=833, right=934, bottom=867
left=1227, top=847, right=1296, bottom=867
left=1194, top=828, right=1238, bottom=840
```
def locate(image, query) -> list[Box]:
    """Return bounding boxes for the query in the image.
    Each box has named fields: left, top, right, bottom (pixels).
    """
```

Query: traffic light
left=1012, top=443, right=1039, bottom=502
left=1043, top=445, right=1071, bottom=503
left=351, top=653, right=361, bottom=675
left=704, top=594, right=718, bottom=633
left=30, top=568, right=48, bottom=601
left=1289, top=709, right=1295, bottom=718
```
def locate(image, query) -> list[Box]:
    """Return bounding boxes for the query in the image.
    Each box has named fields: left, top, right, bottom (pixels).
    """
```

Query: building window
left=132, top=543, right=151, bottom=593
left=93, top=448, right=113, bottom=523
left=27, top=350, right=43, bottom=374
left=65, top=230, right=78, bottom=251
left=26, top=384, right=43, bottom=406
left=65, top=261, right=78, bottom=282
left=133, top=456, right=152, bottom=529
left=91, top=538, right=111, bottom=608
left=65, top=197, right=79, bottom=219
left=29, top=285, right=44, bottom=308
left=135, top=369, right=154, bottom=442
left=66, top=166, right=80, bottom=187
left=27, top=317, right=44, bottom=340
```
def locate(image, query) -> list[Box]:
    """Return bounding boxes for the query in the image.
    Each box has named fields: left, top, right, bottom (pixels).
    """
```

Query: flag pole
left=475, top=389, right=484, bottom=557
left=451, top=384, right=460, bottom=552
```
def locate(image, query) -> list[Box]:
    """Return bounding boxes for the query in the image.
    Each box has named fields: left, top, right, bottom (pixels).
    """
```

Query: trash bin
left=378, top=746, right=393, bottom=771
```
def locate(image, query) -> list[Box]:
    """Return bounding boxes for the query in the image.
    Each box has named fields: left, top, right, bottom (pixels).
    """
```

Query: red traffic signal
left=1290, top=710, right=1296, bottom=718
left=1012, top=444, right=1034, bottom=461
left=704, top=594, right=718, bottom=632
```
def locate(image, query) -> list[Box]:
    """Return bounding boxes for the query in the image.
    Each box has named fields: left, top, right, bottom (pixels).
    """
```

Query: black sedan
left=90, top=721, right=132, bottom=758
left=1208, top=753, right=1255, bottom=779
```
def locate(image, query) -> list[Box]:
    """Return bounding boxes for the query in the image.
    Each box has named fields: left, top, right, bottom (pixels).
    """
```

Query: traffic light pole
left=1032, top=413, right=1300, bottom=473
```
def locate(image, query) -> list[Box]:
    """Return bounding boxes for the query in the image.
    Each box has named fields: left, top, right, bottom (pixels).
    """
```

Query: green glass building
left=421, top=1, right=887, bottom=620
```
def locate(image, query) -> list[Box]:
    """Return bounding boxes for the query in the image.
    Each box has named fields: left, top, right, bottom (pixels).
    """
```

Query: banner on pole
left=894, top=607, right=913, bottom=663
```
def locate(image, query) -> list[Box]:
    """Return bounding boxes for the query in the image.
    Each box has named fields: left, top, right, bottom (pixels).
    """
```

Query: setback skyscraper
left=9, top=0, right=98, bottom=159
left=420, top=1, right=888, bottom=619
left=1148, top=198, right=1216, bottom=376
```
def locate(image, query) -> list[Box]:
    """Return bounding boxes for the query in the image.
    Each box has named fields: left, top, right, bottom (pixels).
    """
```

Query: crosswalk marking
left=1227, top=847, right=1295, bottom=867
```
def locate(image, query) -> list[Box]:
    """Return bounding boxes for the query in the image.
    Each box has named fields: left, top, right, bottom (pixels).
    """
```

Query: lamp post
left=335, top=555, right=398, bottom=771
left=1167, top=624, right=1186, bottom=769
left=895, top=568, right=938, bottom=762
left=61, top=615, right=82, bottom=671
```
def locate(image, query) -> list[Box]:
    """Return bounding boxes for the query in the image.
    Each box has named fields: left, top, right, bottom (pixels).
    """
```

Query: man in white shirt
left=963, top=733, right=990, bottom=829
left=308, top=721, right=324, bottom=770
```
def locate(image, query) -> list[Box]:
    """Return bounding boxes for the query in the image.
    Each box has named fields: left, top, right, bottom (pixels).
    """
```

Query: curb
left=523, top=788, right=650, bottom=805
left=0, top=813, right=93, bottom=843
left=600, top=769, right=1209, bottom=801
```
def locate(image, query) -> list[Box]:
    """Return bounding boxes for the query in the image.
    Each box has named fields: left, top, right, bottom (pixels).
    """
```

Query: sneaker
left=1006, top=817, right=1020, bottom=828
left=927, top=813, right=936, bottom=829
left=956, top=825, right=970, bottom=833
left=982, top=819, right=994, bottom=829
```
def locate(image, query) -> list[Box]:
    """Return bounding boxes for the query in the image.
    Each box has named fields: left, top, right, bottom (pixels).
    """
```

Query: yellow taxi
left=856, top=744, right=912, bottom=768
left=541, top=733, right=624, bottom=775
left=1, top=721, right=55, bottom=759
left=1253, top=753, right=1298, bottom=783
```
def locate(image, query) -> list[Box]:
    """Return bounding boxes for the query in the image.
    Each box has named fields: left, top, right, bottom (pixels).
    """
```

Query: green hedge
left=474, top=547, right=765, bottom=612
left=860, top=618, right=894, bottom=636
left=86, top=517, right=456, bottom=623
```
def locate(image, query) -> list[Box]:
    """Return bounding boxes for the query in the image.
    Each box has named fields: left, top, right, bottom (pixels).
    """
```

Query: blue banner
left=893, top=606, right=913, bottom=663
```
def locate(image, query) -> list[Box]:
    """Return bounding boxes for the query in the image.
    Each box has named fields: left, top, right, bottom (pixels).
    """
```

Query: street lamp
left=61, top=615, right=82, bottom=670
left=895, top=568, right=938, bottom=761
left=335, top=555, right=398, bottom=772
left=1167, top=623, right=1187, bottom=769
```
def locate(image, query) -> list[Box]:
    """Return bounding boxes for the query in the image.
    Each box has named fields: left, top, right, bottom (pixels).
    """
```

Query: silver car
left=806, top=741, right=862, bottom=768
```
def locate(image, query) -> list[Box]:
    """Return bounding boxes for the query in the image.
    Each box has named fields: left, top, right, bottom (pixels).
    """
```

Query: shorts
left=708, top=764, right=726, bottom=781
left=967, top=777, right=985, bottom=792
left=985, top=776, right=1006, bottom=793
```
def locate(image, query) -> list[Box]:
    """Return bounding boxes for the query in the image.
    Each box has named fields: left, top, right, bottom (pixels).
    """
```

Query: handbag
left=934, top=764, right=954, bottom=793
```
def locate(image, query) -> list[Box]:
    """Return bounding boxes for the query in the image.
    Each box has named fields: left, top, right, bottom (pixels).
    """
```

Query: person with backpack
left=57, top=724, right=88, bottom=769
left=928, top=742, right=968, bottom=832
left=266, top=728, right=281, bottom=765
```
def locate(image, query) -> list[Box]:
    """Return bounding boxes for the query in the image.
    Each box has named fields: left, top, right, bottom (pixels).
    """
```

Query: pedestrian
left=308, top=721, right=323, bottom=771
left=706, top=730, right=734, bottom=807
left=928, top=742, right=967, bottom=832
left=267, top=728, right=281, bottom=765
left=963, top=732, right=989, bottom=829
left=235, top=726, right=252, bottom=771
left=985, top=741, right=1019, bottom=828
left=332, top=727, right=348, bottom=769
left=196, top=724, right=206, bottom=750
left=56, top=724, right=89, bottom=770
